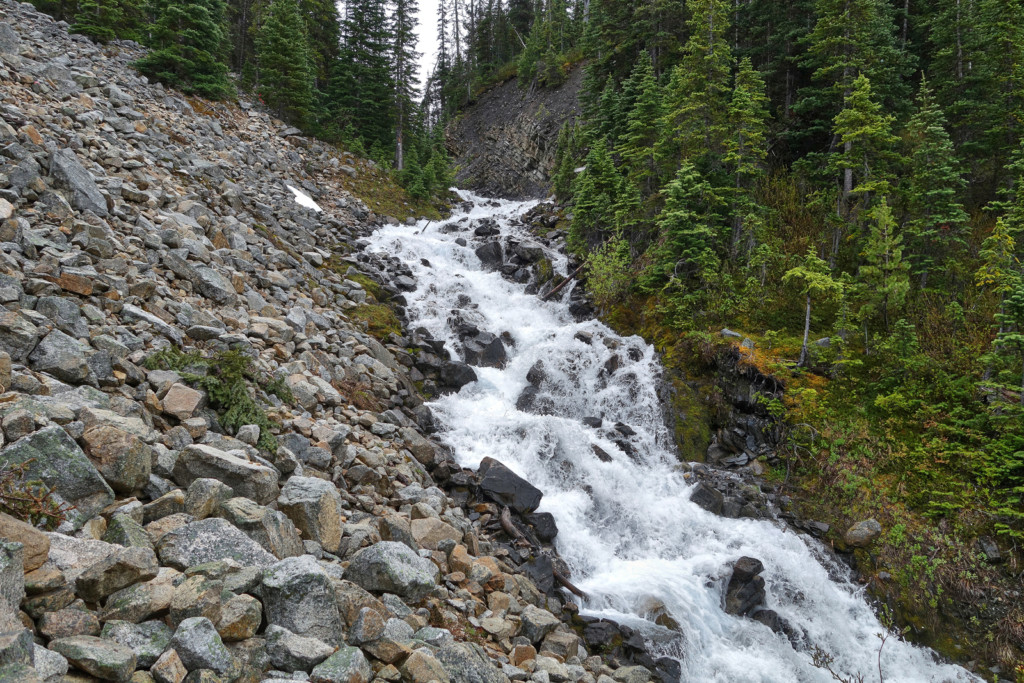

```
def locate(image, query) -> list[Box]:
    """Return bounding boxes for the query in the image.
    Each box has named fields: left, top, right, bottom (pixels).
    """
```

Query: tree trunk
left=799, top=294, right=811, bottom=366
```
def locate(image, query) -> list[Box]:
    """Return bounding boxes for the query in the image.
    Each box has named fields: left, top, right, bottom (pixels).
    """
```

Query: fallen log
left=541, top=262, right=586, bottom=302
left=501, top=507, right=589, bottom=601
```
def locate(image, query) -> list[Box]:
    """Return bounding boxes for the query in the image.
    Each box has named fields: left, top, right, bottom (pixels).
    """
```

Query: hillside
left=0, top=6, right=672, bottom=683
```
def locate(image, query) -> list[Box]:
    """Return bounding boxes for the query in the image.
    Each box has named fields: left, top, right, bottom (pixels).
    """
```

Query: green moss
left=346, top=272, right=384, bottom=301
left=349, top=303, right=402, bottom=340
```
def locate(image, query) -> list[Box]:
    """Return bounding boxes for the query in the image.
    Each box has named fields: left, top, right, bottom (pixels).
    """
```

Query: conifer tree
left=71, top=0, right=144, bottom=42
left=858, top=198, right=910, bottom=331
left=992, top=279, right=1024, bottom=404
left=392, top=0, right=421, bottom=170
left=255, top=0, right=316, bottom=126
left=903, top=77, right=969, bottom=286
left=656, top=0, right=733, bottom=172
left=724, top=57, right=770, bottom=257
left=569, top=141, right=619, bottom=252
left=976, top=219, right=1021, bottom=317
left=619, top=52, right=662, bottom=194
left=135, top=0, right=232, bottom=100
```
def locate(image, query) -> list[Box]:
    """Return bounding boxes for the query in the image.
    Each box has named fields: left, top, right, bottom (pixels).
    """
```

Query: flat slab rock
left=156, top=517, right=277, bottom=569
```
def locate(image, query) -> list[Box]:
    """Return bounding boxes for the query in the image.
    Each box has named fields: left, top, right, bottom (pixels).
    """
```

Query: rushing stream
left=366, top=191, right=976, bottom=683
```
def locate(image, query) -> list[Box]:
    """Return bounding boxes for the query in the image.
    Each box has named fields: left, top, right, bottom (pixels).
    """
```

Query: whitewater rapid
left=366, top=191, right=976, bottom=683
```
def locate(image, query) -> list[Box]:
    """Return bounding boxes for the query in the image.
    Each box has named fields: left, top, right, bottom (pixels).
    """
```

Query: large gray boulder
left=48, top=636, right=135, bottom=681
left=476, top=457, right=542, bottom=514
left=0, top=310, right=41, bottom=363
left=216, top=497, right=303, bottom=560
left=172, top=444, right=279, bottom=505
left=344, top=541, right=439, bottom=601
left=519, top=605, right=560, bottom=644
left=75, top=547, right=159, bottom=602
left=192, top=266, right=236, bottom=304
left=0, top=426, right=114, bottom=530
left=156, top=518, right=276, bottom=569
left=28, top=330, right=92, bottom=384
left=50, top=149, right=108, bottom=217
left=99, top=620, right=173, bottom=669
left=277, top=476, right=343, bottom=554
left=261, top=555, right=343, bottom=646
left=169, top=617, right=237, bottom=677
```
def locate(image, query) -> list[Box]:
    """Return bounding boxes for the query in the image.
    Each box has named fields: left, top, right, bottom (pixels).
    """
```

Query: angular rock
left=310, top=646, right=371, bottom=683
left=277, top=476, right=342, bottom=554
left=82, top=424, right=152, bottom=494
left=477, top=457, right=542, bottom=514
left=75, top=546, right=159, bottom=603
left=169, top=617, right=236, bottom=677
left=172, top=445, right=279, bottom=505
left=100, top=620, right=173, bottom=669
left=216, top=594, right=262, bottom=642
left=0, top=512, right=49, bottom=571
left=265, top=624, right=333, bottom=672
left=102, top=514, right=152, bottom=550
left=48, top=636, right=136, bottom=682
left=151, top=649, right=187, bottom=683
left=400, top=649, right=451, bottom=683
left=519, top=604, right=560, bottom=644
left=216, top=497, right=303, bottom=559
left=345, top=541, right=439, bottom=601
left=156, top=518, right=276, bottom=569
left=410, top=517, right=463, bottom=550
left=475, top=242, right=503, bottom=269
left=161, top=384, right=204, bottom=422
left=436, top=642, right=510, bottom=683
left=689, top=482, right=724, bottom=516
left=168, top=575, right=223, bottom=628
left=724, top=557, right=766, bottom=617
left=261, top=555, right=343, bottom=646
left=100, top=569, right=177, bottom=623
left=184, top=479, right=235, bottom=521
left=38, top=606, right=101, bottom=639
left=0, top=426, right=114, bottom=530
left=50, top=149, right=108, bottom=217
left=29, top=330, right=91, bottom=384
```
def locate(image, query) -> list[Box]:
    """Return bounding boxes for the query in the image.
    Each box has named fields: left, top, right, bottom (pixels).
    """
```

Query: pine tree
left=135, top=0, right=232, bottom=100
left=255, top=0, right=316, bottom=126
left=569, top=141, right=619, bottom=252
left=618, top=51, right=662, bottom=193
left=392, top=0, right=421, bottom=170
left=656, top=0, right=733, bottom=172
left=642, top=161, right=721, bottom=287
left=992, top=279, right=1024, bottom=404
left=903, top=76, right=969, bottom=286
left=858, top=198, right=910, bottom=331
left=976, top=218, right=1021, bottom=311
left=724, top=57, right=770, bottom=257
left=71, top=0, right=144, bottom=42
left=299, top=0, right=342, bottom=91
left=827, top=74, right=899, bottom=249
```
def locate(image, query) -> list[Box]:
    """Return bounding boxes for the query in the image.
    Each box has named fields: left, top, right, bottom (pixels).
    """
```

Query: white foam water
left=366, top=191, right=977, bottom=683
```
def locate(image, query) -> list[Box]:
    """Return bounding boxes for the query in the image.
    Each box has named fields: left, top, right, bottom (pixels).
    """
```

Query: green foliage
left=255, top=0, right=316, bottom=126
left=135, top=0, right=232, bottom=100
left=585, top=235, right=633, bottom=312
left=70, top=0, right=144, bottom=43
left=144, top=346, right=285, bottom=452
left=858, top=198, right=909, bottom=331
left=0, top=460, right=73, bottom=530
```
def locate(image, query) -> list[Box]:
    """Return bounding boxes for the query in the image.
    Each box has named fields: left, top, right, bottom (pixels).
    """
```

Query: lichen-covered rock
left=277, top=476, right=343, bottom=554
left=28, top=330, right=92, bottom=384
left=169, top=617, right=237, bottom=677
left=519, top=605, right=560, bottom=644
left=265, top=624, right=334, bottom=672
left=436, top=642, right=511, bottom=683
left=310, top=646, right=371, bottom=683
left=344, top=541, right=439, bottom=601
left=81, top=424, right=153, bottom=494
left=844, top=519, right=882, bottom=548
left=0, top=426, right=114, bottom=530
left=50, top=148, right=108, bottom=217
left=100, top=620, right=173, bottom=669
left=216, top=594, right=262, bottom=642
left=48, top=635, right=136, bottom=682
left=156, top=518, right=277, bottom=569
left=261, top=555, right=343, bottom=646
left=215, top=497, right=303, bottom=560
left=0, top=512, right=50, bottom=571
left=172, top=445, right=279, bottom=505
left=75, top=546, right=159, bottom=602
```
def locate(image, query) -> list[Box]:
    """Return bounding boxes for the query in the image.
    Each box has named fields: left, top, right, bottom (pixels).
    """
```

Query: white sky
left=415, top=0, right=442, bottom=94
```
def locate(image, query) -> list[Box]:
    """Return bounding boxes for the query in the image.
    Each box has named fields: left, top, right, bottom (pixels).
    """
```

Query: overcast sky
left=415, top=0, right=441, bottom=94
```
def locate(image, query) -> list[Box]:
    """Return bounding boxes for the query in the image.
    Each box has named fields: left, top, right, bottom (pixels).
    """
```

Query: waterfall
left=366, top=191, right=976, bottom=683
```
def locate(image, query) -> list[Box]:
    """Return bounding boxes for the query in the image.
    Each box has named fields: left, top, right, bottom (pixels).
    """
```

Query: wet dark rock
left=724, top=557, right=766, bottom=617
left=526, top=361, right=546, bottom=387
left=474, top=242, right=503, bottom=270
left=439, top=361, right=478, bottom=393
left=521, top=554, right=554, bottom=594
left=525, top=512, right=558, bottom=543
left=477, top=456, right=542, bottom=514
left=689, top=482, right=724, bottom=515
left=582, top=417, right=602, bottom=428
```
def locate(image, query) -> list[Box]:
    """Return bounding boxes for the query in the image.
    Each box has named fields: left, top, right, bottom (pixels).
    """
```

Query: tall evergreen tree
left=903, top=76, right=969, bottom=286
left=70, top=0, right=144, bottom=42
left=724, top=57, right=770, bottom=257
left=135, top=0, right=232, bottom=100
left=618, top=51, right=662, bottom=194
left=392, top=0, right=421, bottom=170
left=255, top=0, right=316, bottom=126
left=858, top=198, right=910, bottom=331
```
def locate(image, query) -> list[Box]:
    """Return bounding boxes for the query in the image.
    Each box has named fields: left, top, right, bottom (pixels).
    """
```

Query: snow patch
left=286, top=184, right=323, bottom=212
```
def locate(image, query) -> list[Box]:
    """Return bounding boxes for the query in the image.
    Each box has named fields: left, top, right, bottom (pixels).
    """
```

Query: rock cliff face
left=446, top=70, right=582, bottom=199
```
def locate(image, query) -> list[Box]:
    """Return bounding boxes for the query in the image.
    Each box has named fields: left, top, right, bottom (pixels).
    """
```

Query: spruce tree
left=71, top=0, right=144, bottom=42
left=724, top=57, right=770, bottom=257
left=392, top=0, right=421, bottom=170
left=618, top=52, right=662, bottom=194
left=569, top=141, right=619, bottom=253
left=135, top=0, right=232, bottom=100
left=255, top=0, right=316, bottom=126
left=903, top=76, right=969, bottom=286
left=656, top=0, right=733, bottom=172
left=858, top=198, right=910, bottom=331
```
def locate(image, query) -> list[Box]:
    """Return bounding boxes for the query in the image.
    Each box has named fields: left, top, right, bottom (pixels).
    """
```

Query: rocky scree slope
left=0, top=5, right=672, bottom=683
left=445, top=70, right=581, bottom=200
